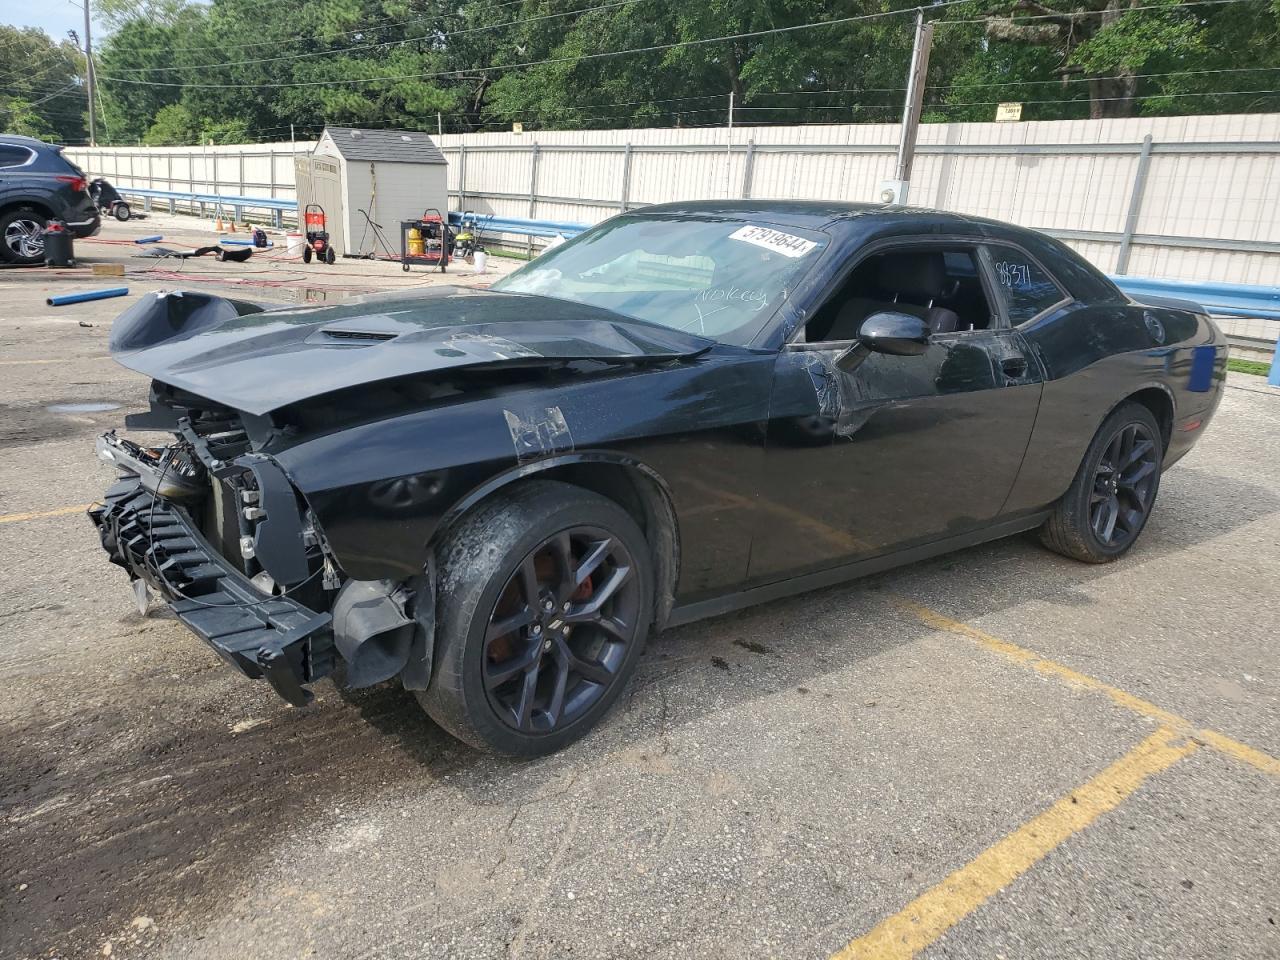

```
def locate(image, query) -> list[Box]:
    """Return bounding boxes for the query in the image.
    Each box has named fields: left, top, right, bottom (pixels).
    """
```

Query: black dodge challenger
left=91, top=201, right=1226, bottom=756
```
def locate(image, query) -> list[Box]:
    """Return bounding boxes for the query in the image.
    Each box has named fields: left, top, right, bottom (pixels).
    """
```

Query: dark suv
left=0, top=135, right=101, bottom=265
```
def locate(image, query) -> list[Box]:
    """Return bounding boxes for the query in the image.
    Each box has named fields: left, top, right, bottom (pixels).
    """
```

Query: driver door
left=747, top=242, right=1044, bottom=582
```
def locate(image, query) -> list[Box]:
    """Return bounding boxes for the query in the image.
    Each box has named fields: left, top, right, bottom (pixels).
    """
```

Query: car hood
left=109, top=287, right=714, bottom=415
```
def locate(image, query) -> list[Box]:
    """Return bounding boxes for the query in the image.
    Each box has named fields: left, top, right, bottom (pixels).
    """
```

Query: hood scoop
left=313, top=313, right=419, bottom=344
left=320, top=327, right=399, bottom=342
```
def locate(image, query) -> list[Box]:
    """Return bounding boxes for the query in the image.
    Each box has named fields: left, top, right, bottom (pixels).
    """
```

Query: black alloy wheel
left=483, top=526, right=640, bottom=734
left=1089, top=421, right=1159, bottom=549
left=418, top=479, right=654, bottom=756
left=1040, top=400, right=1164, bottom=563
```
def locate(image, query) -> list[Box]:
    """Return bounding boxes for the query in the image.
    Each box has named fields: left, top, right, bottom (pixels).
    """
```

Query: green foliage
left=0, top=26, right=87, bottom=144
left=144, top=103, right=199, bottom=144
left=1071, top=0, right=1206, bottom=75
left=58, top=0, right=1278, bottom=144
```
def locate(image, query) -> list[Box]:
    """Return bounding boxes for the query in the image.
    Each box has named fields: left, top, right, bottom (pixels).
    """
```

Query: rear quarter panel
left=1001, top=298, right=1226, bottom=516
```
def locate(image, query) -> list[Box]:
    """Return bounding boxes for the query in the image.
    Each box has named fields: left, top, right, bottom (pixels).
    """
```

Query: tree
left=87, top=0, right=1280, bottom=142
left=0, top=27, right=88, bottom=144
left=144, top=103, right=199, bottom=144
left=983, top=0, right=1208, bottom=117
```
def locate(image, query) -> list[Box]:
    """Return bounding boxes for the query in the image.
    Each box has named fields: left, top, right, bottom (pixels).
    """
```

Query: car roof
left=0, top=134, right=54, bottom=149
left=629, top=199, right=1026, bottom=237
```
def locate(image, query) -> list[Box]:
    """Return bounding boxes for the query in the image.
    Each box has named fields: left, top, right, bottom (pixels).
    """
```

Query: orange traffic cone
left=215, top=215, right=223, bottom=231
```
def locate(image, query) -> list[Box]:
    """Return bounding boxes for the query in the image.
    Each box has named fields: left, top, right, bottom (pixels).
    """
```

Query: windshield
left=491, top=214, right=828, bottom=344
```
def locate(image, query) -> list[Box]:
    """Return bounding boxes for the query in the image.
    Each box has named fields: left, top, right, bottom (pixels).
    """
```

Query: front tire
left=418, top=480, right=654, bottom=757
left=114, top=203, right=131, bottom=222
left=0, top=207, right=48, bottom=264
left=1040, top=401, right=1163, bottom=563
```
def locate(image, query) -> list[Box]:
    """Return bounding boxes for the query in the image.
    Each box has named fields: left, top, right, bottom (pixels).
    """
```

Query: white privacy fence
left=68, top=114, right=1280, bottom=285
left=67, top=141, right=317, bottom=220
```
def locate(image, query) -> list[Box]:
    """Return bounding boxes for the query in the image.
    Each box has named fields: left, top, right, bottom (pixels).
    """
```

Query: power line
left=99, top=0, right=1266, bottom=92
left=935, top=87, right=1280, bottom=107
left=98, top=0, right=982, bottom=89
left=925, top=64, right=1280, bottom=92
left=935, top=0, right=1259, bottom=25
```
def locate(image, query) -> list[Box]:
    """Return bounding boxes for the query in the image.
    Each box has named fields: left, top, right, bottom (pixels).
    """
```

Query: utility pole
left=725, top=90, right=734, bottom=200
left=886, top=9, right=933, bottom=204
left=83, top=0, right=96, bottom=146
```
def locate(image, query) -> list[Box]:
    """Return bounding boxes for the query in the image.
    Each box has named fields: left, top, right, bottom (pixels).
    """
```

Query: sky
left=1, top=1, right=104, bottom=44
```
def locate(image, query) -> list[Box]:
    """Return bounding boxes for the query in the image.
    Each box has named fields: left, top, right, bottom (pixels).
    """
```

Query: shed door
left=310, top=157, right=345, bottom=255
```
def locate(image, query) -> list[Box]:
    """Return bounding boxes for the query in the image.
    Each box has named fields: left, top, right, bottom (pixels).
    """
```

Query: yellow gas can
left=408, top=226, right=425, bottom=256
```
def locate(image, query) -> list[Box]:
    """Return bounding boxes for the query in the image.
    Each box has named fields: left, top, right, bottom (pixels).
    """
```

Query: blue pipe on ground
left=47, top=288, right=129, bottom=307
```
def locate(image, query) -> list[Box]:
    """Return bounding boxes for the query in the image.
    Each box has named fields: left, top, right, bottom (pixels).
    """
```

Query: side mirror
left=858, top=311, right=931, bottom=356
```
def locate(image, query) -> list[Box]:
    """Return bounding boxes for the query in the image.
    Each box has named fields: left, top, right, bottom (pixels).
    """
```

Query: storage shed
left=294, top=126, right=448, bottom=258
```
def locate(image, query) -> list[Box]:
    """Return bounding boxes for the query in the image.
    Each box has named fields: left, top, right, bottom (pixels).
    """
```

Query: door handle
left=1000, top=356, right=1028, bottom=379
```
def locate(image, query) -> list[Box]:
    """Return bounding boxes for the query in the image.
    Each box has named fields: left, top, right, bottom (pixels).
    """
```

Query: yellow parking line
left=892, top=598, right=1279, bottom=778
left=0, top=504, right=90, bottom=524
left=833, top=727, right=1197, bottom=960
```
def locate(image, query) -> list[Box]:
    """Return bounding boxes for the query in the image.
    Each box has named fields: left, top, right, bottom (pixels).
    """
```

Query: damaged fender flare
left=432, top=451, right=681, bottom=629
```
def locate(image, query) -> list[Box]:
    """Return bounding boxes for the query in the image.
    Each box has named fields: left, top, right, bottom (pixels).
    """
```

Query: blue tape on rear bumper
left=1188, top=345, right=1215, bottom=392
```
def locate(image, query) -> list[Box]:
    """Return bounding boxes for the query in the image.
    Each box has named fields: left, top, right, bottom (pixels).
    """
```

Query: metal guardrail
left=1111, top=276, right=1280, bottom=321
left=94, top=195, right=1280, bottom=359
left=450, top=213, right=1280, bottom=326
left=115, top=186, right=297, bottom=227
left=450, top=212, right=586, bottom=240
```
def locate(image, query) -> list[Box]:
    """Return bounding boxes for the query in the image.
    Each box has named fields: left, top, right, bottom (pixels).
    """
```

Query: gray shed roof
left=323, top=127, right=447, bottom=164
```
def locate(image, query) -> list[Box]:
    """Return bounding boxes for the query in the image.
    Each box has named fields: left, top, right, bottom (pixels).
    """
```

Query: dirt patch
left=0, top=658, right=474, bottom=959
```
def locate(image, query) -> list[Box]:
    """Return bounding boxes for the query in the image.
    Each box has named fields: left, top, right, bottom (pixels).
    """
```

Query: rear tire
left=114, top=203, right=131, bottom=222
left=0, top=207, right=48, bottom=265
left=418, top=480, right=654, bottom=757
left=302, top=245, right=312, bottom=264
left=324, top=245, right=336, bottom=265
left=1040, top=401, right=1163, bottom=563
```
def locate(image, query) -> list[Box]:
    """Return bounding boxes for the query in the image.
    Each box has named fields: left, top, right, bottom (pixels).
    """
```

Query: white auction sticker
left=728, top=224, right=818, bottom=258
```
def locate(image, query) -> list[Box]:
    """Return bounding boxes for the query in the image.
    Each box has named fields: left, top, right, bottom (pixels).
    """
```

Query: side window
left=0, top=146, right=33, bottom=168
left=986, top=245, right=1065, bottom=323
left=802, top=245, right=998, bottom=343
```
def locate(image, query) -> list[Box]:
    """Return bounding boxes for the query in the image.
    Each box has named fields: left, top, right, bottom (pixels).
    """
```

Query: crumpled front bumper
left=89, top=477, right=334, bottom=706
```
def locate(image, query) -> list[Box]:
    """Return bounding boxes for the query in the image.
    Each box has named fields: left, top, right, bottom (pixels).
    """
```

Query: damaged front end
left=90, top=284, right=710, bottom=706
left=90, top=421, right=434, bottom=708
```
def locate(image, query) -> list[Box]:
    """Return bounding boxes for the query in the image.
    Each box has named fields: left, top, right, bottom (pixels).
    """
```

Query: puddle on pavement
left=46, top=401, right=121, bottom=414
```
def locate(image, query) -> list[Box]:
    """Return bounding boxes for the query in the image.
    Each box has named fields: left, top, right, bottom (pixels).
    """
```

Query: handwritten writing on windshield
left=696, top=286, right=768, bottom=312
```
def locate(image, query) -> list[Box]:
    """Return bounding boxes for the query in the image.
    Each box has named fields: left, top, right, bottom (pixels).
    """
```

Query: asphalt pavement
left=1, top=217, right=1277, bottom=960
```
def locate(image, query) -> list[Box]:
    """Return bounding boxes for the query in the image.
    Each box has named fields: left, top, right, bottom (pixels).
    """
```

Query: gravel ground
left=1, top=217, right=1277, bottom=960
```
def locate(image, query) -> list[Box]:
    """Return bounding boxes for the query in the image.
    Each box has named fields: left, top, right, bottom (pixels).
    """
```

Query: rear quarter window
left=987, top=245, right=1066, bottom=323
left=0, top=145, right=33, bottom=168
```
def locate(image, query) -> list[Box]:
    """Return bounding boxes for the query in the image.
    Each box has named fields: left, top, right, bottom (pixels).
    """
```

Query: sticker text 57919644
left=729, top=225, right=818, bottom=259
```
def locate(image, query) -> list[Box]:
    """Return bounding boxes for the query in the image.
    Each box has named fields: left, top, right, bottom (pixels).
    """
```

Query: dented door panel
left=748, top=331, right=1042, bottom=582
